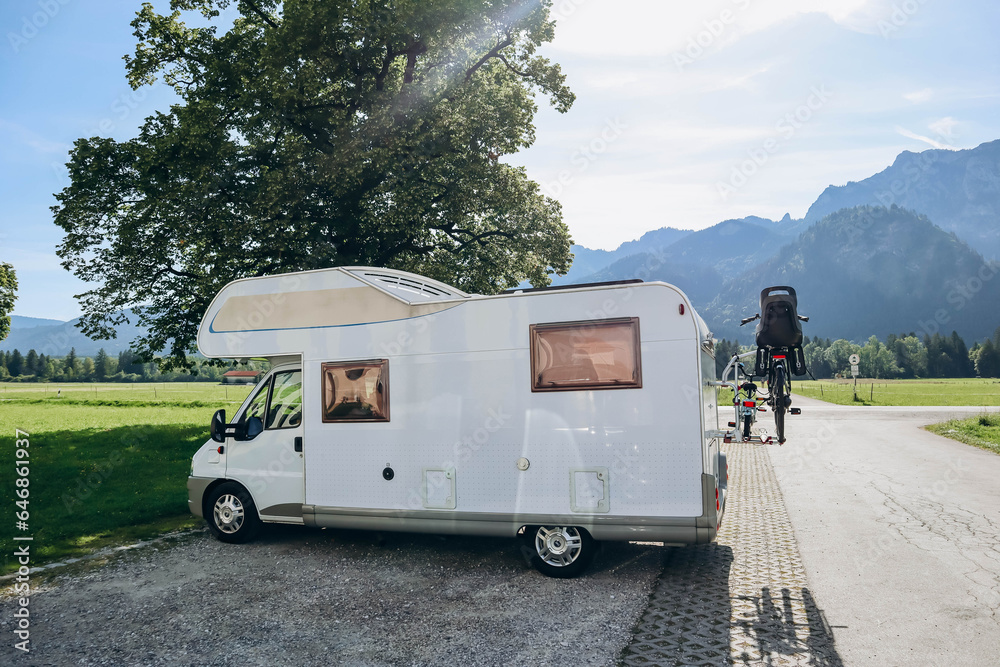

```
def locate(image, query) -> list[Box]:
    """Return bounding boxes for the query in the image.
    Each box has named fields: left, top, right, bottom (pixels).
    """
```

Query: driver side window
left=244, top=380, right=270, bottom=422
left=266, top=371, right=302, bottom=429
left=241, top=370, right=302, bottom=430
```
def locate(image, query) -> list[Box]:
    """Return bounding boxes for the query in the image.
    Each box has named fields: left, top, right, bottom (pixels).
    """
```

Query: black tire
left=524, top=525, right=596, bottom=578
left=772, top=364, right=787, bottom=444
left=205, top=482, right=261, bottom=544
left=742, top=415, right=752, bottom=440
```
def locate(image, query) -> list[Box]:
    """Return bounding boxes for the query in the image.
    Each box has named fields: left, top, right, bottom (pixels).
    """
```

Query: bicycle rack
left=710, top=350, right=761, bottom=444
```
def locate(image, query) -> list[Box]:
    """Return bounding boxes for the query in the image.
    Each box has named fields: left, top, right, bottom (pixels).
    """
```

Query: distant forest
left=0, top=348, right=265, bottom=383
left=716, top=329, right=1000, bottom=380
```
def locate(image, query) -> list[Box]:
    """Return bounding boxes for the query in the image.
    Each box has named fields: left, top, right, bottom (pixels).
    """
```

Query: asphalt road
left=770, top=396, right=1000, bottom=666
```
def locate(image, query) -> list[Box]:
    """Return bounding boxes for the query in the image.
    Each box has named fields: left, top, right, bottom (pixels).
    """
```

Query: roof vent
left=349, top=269, right=467, bottom=303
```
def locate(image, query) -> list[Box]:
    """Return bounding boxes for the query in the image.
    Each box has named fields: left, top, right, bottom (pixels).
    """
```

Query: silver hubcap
left=213, top=494, right=245, bottom=534
left=535, top=526, right=583, bottom=567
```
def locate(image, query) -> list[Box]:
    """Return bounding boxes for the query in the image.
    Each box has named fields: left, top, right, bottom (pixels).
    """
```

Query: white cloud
left=0, top=119, right=70, bottom=154
left=2, top=248, right=65, bottom=272
left=903, top=88, right=933, bottom=104
left=928, top=116, right=958, bottom=139
left=894, top=126, right=951, bottom=150
left=548, top=0, right=879, bottom=57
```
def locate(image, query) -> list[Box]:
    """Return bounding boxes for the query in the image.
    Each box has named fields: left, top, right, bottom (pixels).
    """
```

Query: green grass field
left=793, top=378, right=1000, bottom=406
left=0, top=383, right=252, bottom=574
left=926, top=414, right=1000, bottom=456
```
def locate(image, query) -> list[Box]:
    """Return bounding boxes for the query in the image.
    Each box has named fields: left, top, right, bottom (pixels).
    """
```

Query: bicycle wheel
left=742, top=415, right=752, bottom=440
left=772, top=364, right=786, bottom=443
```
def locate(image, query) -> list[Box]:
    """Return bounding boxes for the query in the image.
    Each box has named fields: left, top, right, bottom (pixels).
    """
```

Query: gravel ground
left=1, top=524, right=665, bottom=665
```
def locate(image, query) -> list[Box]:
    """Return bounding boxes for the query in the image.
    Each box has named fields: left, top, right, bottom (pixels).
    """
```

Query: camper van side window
left=321, top=360, right=389, bottom=422
left=530, top=318, right=642, bottom=392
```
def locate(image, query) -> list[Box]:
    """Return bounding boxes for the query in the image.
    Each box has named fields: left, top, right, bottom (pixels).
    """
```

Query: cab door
left=227, top=368, right=305, bottom=523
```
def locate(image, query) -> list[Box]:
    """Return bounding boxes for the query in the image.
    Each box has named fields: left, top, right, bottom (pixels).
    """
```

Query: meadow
left=792, top=378, right=1000, bottom=407
left=0, top=383, right=252, bottom=574
left=926, top=415, right=1000, bottom=456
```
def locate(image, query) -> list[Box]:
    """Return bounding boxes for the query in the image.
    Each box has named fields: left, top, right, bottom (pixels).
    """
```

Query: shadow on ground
left=620, top=543, right=843, bottom=667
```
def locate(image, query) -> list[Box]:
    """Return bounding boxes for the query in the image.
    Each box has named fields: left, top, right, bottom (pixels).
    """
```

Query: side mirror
left=244, top=415, right=264, bottom=440
left=234, top=415, right=264, bottom=441
left=210, top=409, right=227, bottom=443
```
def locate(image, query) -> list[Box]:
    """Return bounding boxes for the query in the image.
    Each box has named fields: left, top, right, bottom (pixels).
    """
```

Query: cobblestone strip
left=620, top=442, right=843, bottom=666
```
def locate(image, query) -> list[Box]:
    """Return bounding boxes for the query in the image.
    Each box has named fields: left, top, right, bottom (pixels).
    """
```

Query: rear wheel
left=772, top=364, right=787, bottom=443
left=742, top=415, right=753, bottom=440
left=524, top=525, right=595, bottom=578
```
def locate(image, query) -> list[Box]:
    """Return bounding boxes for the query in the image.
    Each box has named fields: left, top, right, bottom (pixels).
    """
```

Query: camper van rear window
left=321, top=360, right=390, bottom=422
left=530, top=318, right=642, bottom=392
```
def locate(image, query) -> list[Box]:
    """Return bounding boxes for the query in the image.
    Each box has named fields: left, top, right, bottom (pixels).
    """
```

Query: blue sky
left=2, top=0, right=999, bottom=320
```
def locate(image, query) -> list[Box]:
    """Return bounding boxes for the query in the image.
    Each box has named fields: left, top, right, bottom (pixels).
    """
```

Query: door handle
left=294, top=436, right=303, bottom=453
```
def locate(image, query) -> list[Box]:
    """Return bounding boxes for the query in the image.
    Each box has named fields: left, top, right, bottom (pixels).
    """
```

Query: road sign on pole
left=849, top=354, right=860, bottom=365
left=851, top=364, right=860, bottom=377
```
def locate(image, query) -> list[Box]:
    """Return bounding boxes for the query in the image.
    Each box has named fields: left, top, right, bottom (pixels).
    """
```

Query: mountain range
left=4, top=139, right=999, bottom=355
left=561, top=139, right=1000, bottom=344
left=1, top=313, right=147, bottom=357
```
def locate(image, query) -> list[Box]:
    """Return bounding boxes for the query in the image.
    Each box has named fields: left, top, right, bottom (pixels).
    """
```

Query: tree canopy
left=0, top=262, right=17, bottom=342
left=54, top=0, right=575, bottom=366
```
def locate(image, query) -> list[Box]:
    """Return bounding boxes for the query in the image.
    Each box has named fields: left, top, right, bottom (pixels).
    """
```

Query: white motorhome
left=188, top=267, right=727, bottom=577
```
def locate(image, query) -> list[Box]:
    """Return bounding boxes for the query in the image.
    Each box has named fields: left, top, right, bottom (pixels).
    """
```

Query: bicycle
left=718, top=353, right=766, bottom=443
left=740, top=286, right=809, bottom=444
left=736, top=369, right=759, bottom=441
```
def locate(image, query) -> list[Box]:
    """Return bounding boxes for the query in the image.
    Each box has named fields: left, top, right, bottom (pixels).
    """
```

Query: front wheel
left=524, top=525, right=596, bottom=578
left=206, top=482, right=261, bottom=544
left=772, top=365, right=787, bottom=444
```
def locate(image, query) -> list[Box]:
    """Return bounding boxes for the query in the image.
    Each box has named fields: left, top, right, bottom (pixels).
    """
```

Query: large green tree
left=0, top=262, right=16, bottom=342
left=54, top=0, right=574, bottom=366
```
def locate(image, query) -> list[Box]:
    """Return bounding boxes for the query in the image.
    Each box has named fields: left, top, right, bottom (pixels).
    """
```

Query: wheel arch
left=202, top=478, right=260, bottom=521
